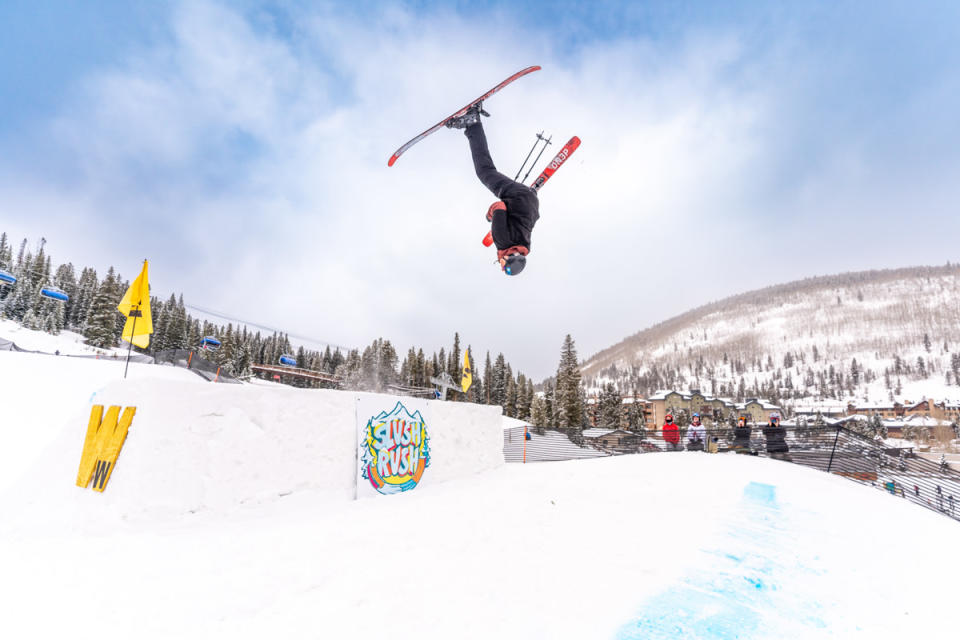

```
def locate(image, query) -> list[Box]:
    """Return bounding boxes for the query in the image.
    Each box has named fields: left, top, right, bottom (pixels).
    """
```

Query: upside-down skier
left=446, top=103, right=538, bottom=276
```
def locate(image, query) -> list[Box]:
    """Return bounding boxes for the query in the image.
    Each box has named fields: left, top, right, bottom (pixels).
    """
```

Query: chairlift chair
left=279, top=354, right=297, bottom=367
left=200, top=336, right=221, bottom=350
left=0, top=269, right=15, bottom=286
left=40, top=286, right=69, bottom=302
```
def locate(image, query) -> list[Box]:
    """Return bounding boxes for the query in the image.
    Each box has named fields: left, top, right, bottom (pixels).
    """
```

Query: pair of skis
left=386, top=66, right=581, bottom=247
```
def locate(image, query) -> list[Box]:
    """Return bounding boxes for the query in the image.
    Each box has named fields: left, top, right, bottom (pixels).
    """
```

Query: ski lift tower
left=429, top=372, right=460, bottom=401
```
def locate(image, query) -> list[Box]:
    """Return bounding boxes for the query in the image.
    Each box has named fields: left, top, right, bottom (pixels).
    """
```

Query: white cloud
left=3, top=1, right=960, bottom=379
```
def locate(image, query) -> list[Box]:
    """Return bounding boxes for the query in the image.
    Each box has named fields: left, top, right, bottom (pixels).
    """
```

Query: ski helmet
left=503, top=253, right=526, bottom=276
left=665, top=414, right=673, bottom=423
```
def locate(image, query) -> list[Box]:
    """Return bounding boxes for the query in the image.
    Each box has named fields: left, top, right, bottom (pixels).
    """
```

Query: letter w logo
left=76, top=405, right=136, bottom=492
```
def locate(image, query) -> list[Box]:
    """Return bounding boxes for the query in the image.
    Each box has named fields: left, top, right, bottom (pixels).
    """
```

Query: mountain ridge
left=580, top=263, right=960, bottom=406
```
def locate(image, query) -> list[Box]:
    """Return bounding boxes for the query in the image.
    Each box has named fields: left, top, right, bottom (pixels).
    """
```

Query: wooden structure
left=251, top=363, right=341, bottom=385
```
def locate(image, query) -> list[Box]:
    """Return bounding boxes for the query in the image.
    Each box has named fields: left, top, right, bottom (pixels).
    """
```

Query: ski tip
left=388, top=154, right=399, bottom=167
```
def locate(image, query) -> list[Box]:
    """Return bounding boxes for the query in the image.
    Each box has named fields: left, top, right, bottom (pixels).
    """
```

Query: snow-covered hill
left=581, top=264, right=960, bottom=409
left=0, top=318, right=128, bottom=356
left=2, top=342, right=959, bottom=638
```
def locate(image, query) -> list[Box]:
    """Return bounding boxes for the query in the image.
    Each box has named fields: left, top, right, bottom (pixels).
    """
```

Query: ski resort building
left=846, top=398, right=959, bottom=422
left=646, top=390, right=780, bottom=428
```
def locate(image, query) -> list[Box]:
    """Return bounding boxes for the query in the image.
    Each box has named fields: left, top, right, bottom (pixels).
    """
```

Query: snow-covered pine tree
left=49, top=262, right=76, bottom=333
left=530, top=393, right=547, bottom=433
left=359, top=340, right=379, bottom=391
left=598, top=382, right=622, bottom=429
left=4, top=248, right=37, bottom=322
left=555, top=334, right=584, bottom=437
left=400, top=348, right=414, bottom=385
left=336, top=349, right=363, bottom=389
left=504, top=368, right=517, bottom=417
left=235, top=331, right=253, bottom=379
left=492, top=353, right=507, bottom=407
left=483, top=351, right=493, bottom=404
left=187, top=318, right=201, bottom=352
left=83, top=267, right=121, bottom=348
left=515, top=373, right=530, bottom=419
left=68, top=267, right=98, bottom=330
left=543, top=379, right=556, bottom=426
left=378, top=339, right=398, bottom=390
left=0, top=232, right=11, bottom=270
left=447, top=332, right=461, bottom=390
left=164, top=295, right=187, bottom=350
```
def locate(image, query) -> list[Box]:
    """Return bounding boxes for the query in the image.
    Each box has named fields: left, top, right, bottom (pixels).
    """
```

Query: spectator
left=662, top=414, right=680, bottom=451
left=687, top=413, right=705, bottom=451
left=936, top=485, right=943, bottom=511
left=949, top=494, right=955, bottom=516
left=732, top=415, right=752, bottom=453
left=762, top=412, right=790, bottom=458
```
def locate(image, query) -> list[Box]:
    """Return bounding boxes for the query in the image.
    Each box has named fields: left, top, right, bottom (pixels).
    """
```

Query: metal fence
left=0, top=336, right=154, bottom=363
left=153, top=349, right=240, bottom=383
left=504, top=424, right=960, bottom=522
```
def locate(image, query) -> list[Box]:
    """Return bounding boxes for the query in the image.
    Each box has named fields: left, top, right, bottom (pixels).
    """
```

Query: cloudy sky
left=2, top=1, right=959, bottom=380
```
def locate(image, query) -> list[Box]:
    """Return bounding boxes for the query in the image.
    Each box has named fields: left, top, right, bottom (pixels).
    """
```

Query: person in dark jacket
left=447, top=104, right=539, bottom=276
left=732, top=415, right=752, bottom=453
left=762, top=412, right=790, bottom=459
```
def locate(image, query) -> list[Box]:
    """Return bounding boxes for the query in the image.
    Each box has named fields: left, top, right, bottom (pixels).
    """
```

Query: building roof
left=582, top=428, right=616, bottom=438
left=582, top=428, right=638, bottom=439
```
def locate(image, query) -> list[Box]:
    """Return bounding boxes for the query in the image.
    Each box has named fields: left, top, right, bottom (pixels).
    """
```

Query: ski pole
left=521, top=133, right=552, bottom=183
left=514, top=131, right=547, bottom=181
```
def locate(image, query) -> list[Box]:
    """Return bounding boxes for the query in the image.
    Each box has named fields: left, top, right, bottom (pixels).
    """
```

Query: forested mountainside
left=581, top=264, right=960, bottom=407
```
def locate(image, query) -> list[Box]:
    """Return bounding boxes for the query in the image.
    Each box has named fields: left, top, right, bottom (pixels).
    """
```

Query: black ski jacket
left=466, top=122, right=540, bottom=251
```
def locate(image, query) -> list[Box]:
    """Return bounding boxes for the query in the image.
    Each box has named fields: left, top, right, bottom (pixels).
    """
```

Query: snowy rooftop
left=582, top=428, right=618, bottom=439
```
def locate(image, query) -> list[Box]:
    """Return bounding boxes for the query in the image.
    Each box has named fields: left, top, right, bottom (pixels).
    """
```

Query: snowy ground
left=0, top=318, right=127, bottom=356
left=2, top=344, right=960, bottom=639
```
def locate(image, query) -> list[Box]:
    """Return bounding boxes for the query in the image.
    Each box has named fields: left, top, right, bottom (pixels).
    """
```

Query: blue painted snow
left=615, top=482, right=828, bottom=639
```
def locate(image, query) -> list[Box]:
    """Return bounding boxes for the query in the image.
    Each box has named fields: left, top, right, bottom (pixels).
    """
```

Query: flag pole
left=123, top=306, right=137, bottom=379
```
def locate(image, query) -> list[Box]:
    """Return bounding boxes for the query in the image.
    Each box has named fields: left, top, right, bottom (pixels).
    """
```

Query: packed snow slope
left=581, top=264, right=960, bottom=404
left=2, top=348, right=959, bottom=639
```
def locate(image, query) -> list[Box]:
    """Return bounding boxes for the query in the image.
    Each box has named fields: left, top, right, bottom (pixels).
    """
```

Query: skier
left=446, top=104, right=539, bottom=276
left=686, top=413, right=706, bottom=451
left=662, top=414, right=680, bottom=451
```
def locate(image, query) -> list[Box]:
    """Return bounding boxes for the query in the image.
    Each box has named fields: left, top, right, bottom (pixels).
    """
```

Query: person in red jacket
left=662, top=413, right=681, bottom=451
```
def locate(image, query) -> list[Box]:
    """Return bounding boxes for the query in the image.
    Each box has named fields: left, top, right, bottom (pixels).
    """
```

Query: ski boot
left=445, top=102, right=489, bottom=129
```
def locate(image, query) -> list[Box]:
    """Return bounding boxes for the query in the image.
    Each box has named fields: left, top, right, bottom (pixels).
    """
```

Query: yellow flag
left=461, top=349, right=473, bottom=393
left=117, top=260, right=153, bottom=349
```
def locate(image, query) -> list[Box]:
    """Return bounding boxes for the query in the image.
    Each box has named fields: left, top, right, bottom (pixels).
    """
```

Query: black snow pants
left=465, top=122, right=539, bottom=251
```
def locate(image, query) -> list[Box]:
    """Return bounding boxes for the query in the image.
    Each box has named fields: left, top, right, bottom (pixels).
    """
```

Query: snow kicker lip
left=615, top=482, right=831, bottom=639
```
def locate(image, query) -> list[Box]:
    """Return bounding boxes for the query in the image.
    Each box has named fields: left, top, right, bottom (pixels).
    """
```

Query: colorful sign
left=357, top=398, right=431, bottom=497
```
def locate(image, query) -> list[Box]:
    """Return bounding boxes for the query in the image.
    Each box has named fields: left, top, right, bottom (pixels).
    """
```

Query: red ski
left=387, top=66, right=541, bottom=167
left=482, top=135, right=581, bottom=246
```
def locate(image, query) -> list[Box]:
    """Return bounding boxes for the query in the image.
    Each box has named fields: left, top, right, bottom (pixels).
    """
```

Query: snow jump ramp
left=3, top=378, right=504, bottom=528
